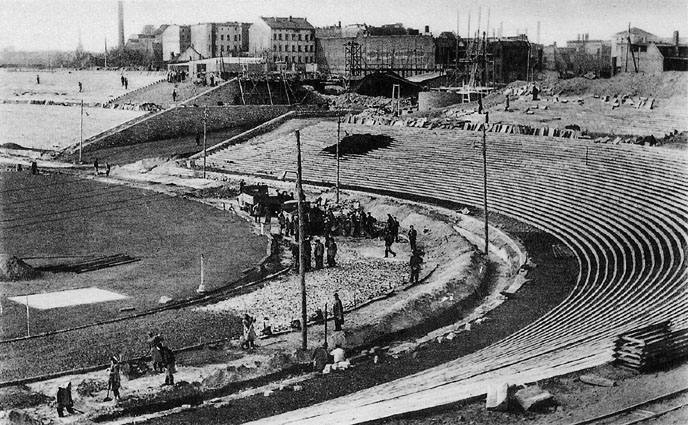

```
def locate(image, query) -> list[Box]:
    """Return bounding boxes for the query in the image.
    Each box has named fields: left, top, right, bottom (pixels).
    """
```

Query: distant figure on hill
left=121, top=75, right=125, bottom=86
left=532, top=84, right=539, bottom=101
left=505, top=94, right=510, bottom=111
left=36, top=75, right=40, bottom=84
left=93, top=159, right=99, bottom=175
left=408, top=225, right=417, bottom=252
left=195, top=132, right=201, bottom=146
left=78, top=81, right=82, bottom=92
left=124, top=78, right=128, bottom=90
left=332, top=293, right=344, bottom=331
left=30, top=161, right=38, bottom=175
left=105, top=162, right=111, bottom=177
left=172, top=89, right=177, bottom=102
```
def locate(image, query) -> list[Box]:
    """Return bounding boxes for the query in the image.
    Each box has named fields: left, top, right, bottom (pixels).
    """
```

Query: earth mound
left=0, top=255, right=40, bottom=281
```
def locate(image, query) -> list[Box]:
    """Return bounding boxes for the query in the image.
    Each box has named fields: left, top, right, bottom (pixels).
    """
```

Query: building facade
left=249, top=16, right=316, bottom=71
left=315, top=24, right=436, bottom=78
left=612, top=28, right=687, bottom=74
left=162, top=24, right=191, bottom=61
left=191, top=22, right=248, bottom=59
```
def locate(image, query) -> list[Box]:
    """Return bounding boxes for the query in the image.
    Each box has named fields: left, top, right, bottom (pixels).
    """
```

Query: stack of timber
left=613, top=321, right=688, bottom=371
left=36, top=254, right=140, bottom=274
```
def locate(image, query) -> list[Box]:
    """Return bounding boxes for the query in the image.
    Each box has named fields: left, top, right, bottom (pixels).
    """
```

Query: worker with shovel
left=104, top=356, right=121, bottom=402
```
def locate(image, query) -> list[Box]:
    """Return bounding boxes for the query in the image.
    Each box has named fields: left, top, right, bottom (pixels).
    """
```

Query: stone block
left=515, top=386, right=555, bottom=411
left=486, top=382, right=509, bottom=411
left=579, top=374, right=616, bottom=387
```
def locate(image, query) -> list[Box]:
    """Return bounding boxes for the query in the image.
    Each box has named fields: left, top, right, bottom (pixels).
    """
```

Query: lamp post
left=336, top=113, right=341, bottom=203
left=203, top=106, right=208, bottom=178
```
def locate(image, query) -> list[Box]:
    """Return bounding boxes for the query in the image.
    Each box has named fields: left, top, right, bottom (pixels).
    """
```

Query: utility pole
left=482, top=112, right=489, bottom=255
left=79, top=100, right=84, bottom=163
left=203, top=106, right=208, bottom=178
left=296, top=130, right=307, bottom=350
left=336, top=114, right=341, bottom=203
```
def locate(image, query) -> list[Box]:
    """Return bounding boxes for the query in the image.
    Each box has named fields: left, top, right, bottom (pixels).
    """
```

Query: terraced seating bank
left=201, top=118, right=687, bottom=424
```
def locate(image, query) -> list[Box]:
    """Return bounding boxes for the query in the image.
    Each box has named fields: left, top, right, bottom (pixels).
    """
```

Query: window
left=273, top=45, right=277, bottom=51
left=298, top=56, right=302, bottom=63
left=278, top=45, right=282, bottom=51
left=279, top=33, right=282, bottom=40
left=292, top=34, right=296, bottom=40
left=304, top=34, right=308, bottom=41
left=237, top=35, right=241, bottom=41
left=298, top=34, right=302, bottom=41
left=292, top=45, right=296, bottom=52
left=310, top=45, right=314, bottom=52
left=220, top=35, right=224, bottom=41
left=298, top=45, right=302, bottom=52
left=274, top=34, right=277, bottom=40
left=235, top=35, right=239, bottom=41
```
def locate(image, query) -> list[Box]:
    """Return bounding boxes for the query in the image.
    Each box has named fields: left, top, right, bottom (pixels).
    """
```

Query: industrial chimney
left=117, top=0, right=125, bottom=48
left=674, top=30, right=679, bottom=46
left=424, top=25, right=430, bottom=34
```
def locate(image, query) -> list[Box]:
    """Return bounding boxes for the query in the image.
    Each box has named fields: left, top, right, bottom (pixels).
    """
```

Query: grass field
left=0, top=103, right=146, bottom=150
left=0, top=69, right=164, bottom=104
left=0, top=171, right=267, bottom=340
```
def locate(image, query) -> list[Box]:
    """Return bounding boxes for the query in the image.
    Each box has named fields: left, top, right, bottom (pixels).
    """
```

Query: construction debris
left=514, top=385, right=555, bottom=411
left=579, top=374, right=616, bottom=387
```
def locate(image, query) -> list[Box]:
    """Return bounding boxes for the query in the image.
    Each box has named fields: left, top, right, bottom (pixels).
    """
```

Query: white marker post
left=197, top=254, right=206, bottom=294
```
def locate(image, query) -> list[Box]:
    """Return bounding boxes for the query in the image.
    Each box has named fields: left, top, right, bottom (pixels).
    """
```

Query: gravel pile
left=198, top=240, right=408, bottom=333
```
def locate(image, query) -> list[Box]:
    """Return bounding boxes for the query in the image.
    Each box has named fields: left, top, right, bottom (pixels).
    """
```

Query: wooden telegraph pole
left=203, top=106, right=208, bottom=178
left=336, top=114, right=341, bottom=203
left=296, top=130, right=308, bottom=350
left=79, top=100, right=84, bottom=163
left=482, top=111, right=489, bottom=255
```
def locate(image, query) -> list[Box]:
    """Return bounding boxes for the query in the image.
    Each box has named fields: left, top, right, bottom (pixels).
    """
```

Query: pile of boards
left=614, top=321, right=688, bottom=372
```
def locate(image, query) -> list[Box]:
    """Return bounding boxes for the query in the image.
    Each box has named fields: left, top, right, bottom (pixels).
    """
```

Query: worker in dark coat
left=56, top=382, right=75, bottom=417
left=327, top=238, right=337, bottom=267
left=410, top=250, right=423, bottom=284
left=332, top=293, right=344, bottom=331
left=303, top=237, right=312, bottom=271
left=314, top=238, right=325, bottom=269
left=384, top=230, right=396, bottom=258
left=408, top=225, right=418, bottom=252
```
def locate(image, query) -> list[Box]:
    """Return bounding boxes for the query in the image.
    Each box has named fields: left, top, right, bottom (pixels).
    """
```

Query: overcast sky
left=1, top=0, right=687, bottom=52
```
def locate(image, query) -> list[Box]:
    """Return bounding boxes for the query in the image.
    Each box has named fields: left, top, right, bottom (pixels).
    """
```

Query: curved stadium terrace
left=200, top=118, right=688, bottom=423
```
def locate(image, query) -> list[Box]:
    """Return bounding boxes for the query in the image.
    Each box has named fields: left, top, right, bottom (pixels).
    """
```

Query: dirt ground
left=0, top=103, right=146, bottom=150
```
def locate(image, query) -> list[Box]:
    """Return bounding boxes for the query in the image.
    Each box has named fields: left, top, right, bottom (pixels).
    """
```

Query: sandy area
left=0, top=103, right=146, bottom=150
left=0, top=69, right=164, bottom=104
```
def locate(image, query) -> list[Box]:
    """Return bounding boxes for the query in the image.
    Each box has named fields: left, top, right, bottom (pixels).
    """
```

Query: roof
left=407, top=71, right=445, bottom=83
left=153, top=24, right=169, bottom=36
left=260, top=17, right=313, bottom=30
left=613, top=27, right=657, bottom=38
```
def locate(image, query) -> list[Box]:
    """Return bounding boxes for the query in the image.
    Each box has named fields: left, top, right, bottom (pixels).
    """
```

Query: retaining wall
left=82, top=105, right=292, bottom=153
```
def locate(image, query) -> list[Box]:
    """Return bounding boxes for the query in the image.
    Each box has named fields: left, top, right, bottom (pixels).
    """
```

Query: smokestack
left=586, top=33, right=589, bottom=41
left=498, top=22, right=503, bottom=38
left=118, top=0, right=125, bottom=48
left=537, top=21, right=540, bottom=44
left=338, top=21, right=341, bottom=28
left=674, top=30, right=679, bottom=46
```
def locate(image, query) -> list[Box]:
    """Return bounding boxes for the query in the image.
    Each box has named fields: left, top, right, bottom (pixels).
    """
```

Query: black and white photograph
left=0, top=0, right=687, bottom=423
